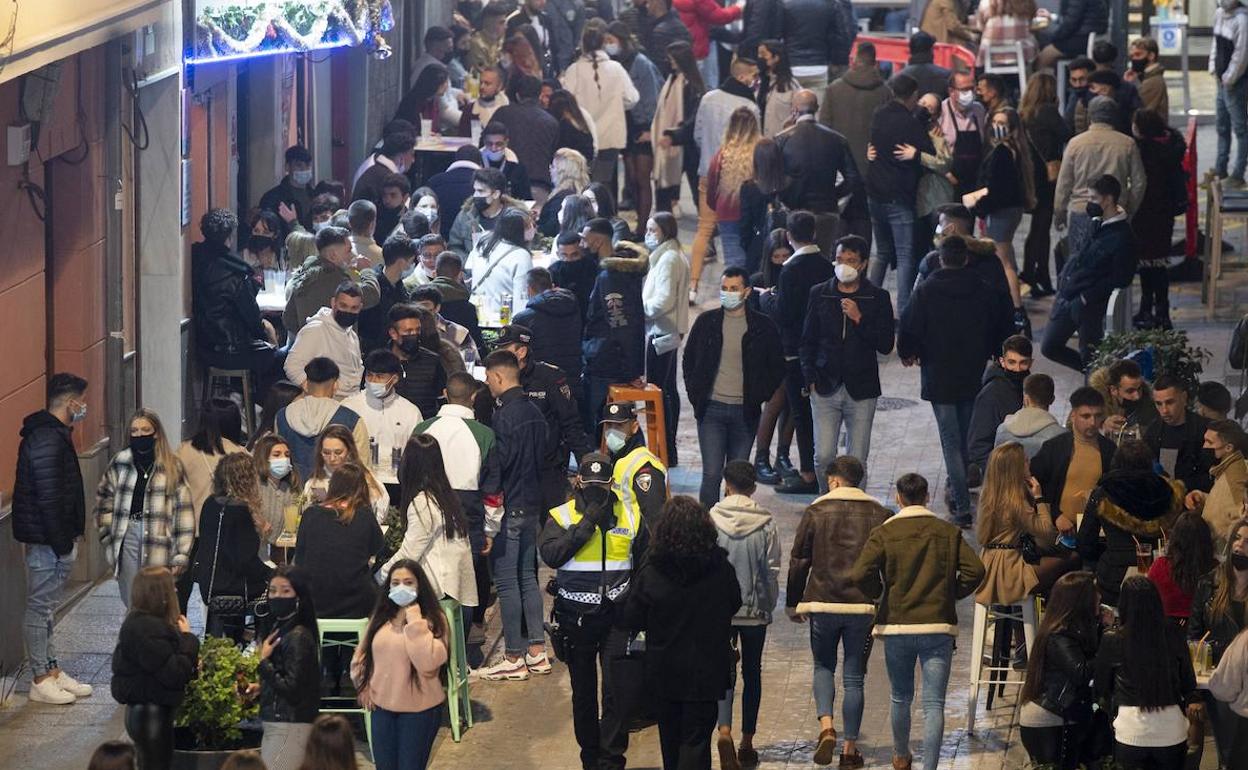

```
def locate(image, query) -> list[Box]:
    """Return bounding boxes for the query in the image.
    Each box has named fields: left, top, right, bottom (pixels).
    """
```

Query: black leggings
left=1114, top=741, right=1186, bottom=770
left=1020, top=722, right=1087, bottom=770
left=1138, top=267, right=1171, bottom=316
left=125, top=703, right=174, bottom=770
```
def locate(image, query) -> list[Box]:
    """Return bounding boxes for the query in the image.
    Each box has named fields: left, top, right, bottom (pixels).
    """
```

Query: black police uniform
left=520, top=358, right=594, bottom=510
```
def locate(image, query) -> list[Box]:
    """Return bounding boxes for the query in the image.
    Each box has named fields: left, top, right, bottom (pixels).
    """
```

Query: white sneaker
left=54, top=671, right=93, bottom=698
left=477, top=657, right=529, bottom=681
left=28, top=677, right=75, bottom=705
left=524, top=651, right=552, bottom=674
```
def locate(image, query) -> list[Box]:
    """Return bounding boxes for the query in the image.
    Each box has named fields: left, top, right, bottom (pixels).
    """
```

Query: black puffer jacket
left=966, top=363, right=1026, bottom=471
left=583, top=247, right=649, bottom=381
left=682, top=307, right=786, bottom=424
left=12, top=410, right=85, bottom=554
left=112, top=612, right=200, bottom=707
left=515, top=288, right=585, bottom=382
left=1029, top=626, right=1099, bottom=721
left=781, top=0, right=855, bottom=67
left=258, top=623, right=321, bottom=723
left=1045, top=0, right=1108, bottom=57
left=1076, top=470, right=1184, bottom=606
left=190, top=240, right=266, bottom=356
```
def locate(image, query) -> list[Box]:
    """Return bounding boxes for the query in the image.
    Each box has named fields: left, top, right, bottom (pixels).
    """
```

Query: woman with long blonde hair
left=96, top=408, right=195, bottom=607
left=193, top=452, right=274, bottom=640
left=538, top=147, right=592, bottom=237
left=705, top=107, right=761, bottom=271
left=975, top=441, right=1072, bottom=605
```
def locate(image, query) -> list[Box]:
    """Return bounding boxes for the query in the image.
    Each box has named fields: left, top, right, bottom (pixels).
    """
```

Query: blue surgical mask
left=292, top=169, right=314, bottom=186
left=482, top=148, right=504, bottom=163
left=605, top=428, right=628, bottom=453
left=643, top=233, right=660, bottom=251
left=388, top=584, right=419, bottom=607
left=720, top=290, right=744, bottom=310
left=269, top=458, right=292, bottom=479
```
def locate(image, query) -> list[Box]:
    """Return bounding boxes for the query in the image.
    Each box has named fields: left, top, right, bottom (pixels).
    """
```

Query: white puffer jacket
left=561, top=51, right=640, bottom=151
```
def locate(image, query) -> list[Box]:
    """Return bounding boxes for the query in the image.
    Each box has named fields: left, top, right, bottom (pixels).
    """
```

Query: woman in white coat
left=561, top=20, right=640, bottom=185
left=641, top=211, right=690, bottom=464
left=381, top=434, right=478, bottom=627
left=465, top=208, right=535, bottom=318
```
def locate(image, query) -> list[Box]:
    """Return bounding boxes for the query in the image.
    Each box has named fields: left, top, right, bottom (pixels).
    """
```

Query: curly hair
left=550, top=147, right=590, bottom=195
left=650, top=495, right=718, bottom=559
left=212, top=452, right=266, bottom=537
left=200, top=208, right=238, bottom=245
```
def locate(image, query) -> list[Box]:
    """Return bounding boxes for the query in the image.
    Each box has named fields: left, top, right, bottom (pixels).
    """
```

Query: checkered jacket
left=976, top=14, right=1037, bottom=66
left=94, top=449, right=195, bottom=570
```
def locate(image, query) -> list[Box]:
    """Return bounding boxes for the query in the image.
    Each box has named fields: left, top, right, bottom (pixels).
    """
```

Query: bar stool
left=203, top=366, right=256, bottom=437
left=606, top=383, right=669, bottom=468
left=982, top=42, right=1027, bottom=98
left=439, top=598, right=473, bottom=741
left=966, top=598, right=1038, bottom=735
left=318, top=618, right=373, bottom=753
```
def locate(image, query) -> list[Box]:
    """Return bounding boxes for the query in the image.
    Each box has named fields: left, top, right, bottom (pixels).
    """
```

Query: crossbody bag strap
left=206, top=506, right=225, bottom=602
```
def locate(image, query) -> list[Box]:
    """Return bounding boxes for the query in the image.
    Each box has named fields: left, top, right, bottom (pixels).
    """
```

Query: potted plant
left=172, top=636, right=262, bottom=770
left=1090, top=328, right=1211, bottom=394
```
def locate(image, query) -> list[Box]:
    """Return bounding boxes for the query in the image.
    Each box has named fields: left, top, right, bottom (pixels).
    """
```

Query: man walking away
left=711, top=461, right=781, bottom=770
left=776, top=90, right=861, bottom=254
left=994, top=373, right=1065, bottom=459
left=788, top=455, right=891, bottom=768
left=14, top=373, right=95, bottom=705
left=851, top=473, right=985, bottom=770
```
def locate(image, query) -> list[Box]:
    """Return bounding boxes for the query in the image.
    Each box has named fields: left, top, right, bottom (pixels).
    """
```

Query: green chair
left=440, top=598, right=473, bottom=741
left=317, top=618, right=373, bottom=754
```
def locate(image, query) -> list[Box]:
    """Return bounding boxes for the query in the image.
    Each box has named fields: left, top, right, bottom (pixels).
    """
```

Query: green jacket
left=283, top=255, right=380, bottom=335
left=850, top=506, right=985, bottom=636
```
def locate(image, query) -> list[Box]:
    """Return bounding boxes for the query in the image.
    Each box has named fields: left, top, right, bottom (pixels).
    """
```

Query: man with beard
left=376, top=173, right=411, bottom=242
left=1099, top=358, right=1158, bottom=437
left=539, top=453, right=646, bottom=770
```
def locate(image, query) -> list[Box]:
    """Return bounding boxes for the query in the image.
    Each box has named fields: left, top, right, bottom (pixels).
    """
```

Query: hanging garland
left=195, top=0, right=394, bottom=59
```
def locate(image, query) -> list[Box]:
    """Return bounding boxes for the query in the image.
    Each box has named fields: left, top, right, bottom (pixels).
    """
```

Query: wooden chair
left=606, top=383, right=669, bottom=468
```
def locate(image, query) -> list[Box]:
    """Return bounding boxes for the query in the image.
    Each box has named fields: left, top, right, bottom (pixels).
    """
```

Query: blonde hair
left=976, top=442, right=1032, bottom=545
left=717, top=107, right=761, bottom=200
left=130, top=408, right=184, bottom=488
left=551, top=148, right=590, bottom=195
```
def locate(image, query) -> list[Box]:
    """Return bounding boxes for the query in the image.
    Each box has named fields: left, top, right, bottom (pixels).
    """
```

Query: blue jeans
left=1063, top=211, right=1093, bottom=276
left=809, top=613, right=874, bottom=739
left=696, top=400, right=757, bottom=508
left=370, top=704, right=441, bottom=770
left=489, top=511, right=545, bottom=656
left=883, top=634, right=954, bottom=770
left=1041, top=295, right=1106, bottom=372
left=718, top=220, right=747, bottom=270
left=717, top=625, right=767, bottom=734
left=931, top=400, right=975, bottom=513
left=119, top=517, right=145, bottom=608
left=867, top=199, right=917, bottom=311
left=1217, top=76, right=1248, bottom=179
left=812, top=386, right=877, bottom=495
left=24, top=544, right=75, bottom=677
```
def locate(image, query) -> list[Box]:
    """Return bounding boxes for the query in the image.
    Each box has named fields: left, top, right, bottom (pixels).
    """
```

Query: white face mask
left=605, top=43, right=621, bottom=57
left=644, top=233, right=660, bottom=250
left=416, top=205, right=438, bottom=222
left=834, top=263, right=859, bottom=284
left=956, top=89, right=975, bottom=108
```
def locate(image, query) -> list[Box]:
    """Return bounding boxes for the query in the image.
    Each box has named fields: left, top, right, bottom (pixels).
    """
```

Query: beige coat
left=1202, top=451, right=1248, bottom=553
left=1054, top=123, right=1148, bottom=218
left=922, top=0, right=977, bottom=46
left=176, top=439, right=248, bottom=534
left=975, top=502, right=1057, bottom=605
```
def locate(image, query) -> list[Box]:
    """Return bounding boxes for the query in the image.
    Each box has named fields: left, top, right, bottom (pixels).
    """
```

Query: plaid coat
left=94, top=449, right=195, bottom=570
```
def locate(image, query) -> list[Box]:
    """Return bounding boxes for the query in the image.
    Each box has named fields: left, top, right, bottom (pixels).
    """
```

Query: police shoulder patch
left=636, top=473, right=652, bottom=493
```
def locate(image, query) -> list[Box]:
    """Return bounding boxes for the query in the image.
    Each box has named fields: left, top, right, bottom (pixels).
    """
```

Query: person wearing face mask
left=358, top=238, right=416, bottom=355
left=1123, top=37, right=1168, bottom=117
left=1184, top=421, right=1248, bottom=552
left=375, top=174, right=411, bottom=244
left=284, top=192, right=342, bottom=269
left=538, top=453, right=647, bottom=769
left=13, top=372, right=94, bottom=705
left=448, top=167, right=524, bottom=259
left=284, top=283, right=366, bottom=400
left=255, top=567, right=321, bottom=770
left=465, top=208, right=536, bottom=319
left=259, top=145, right=317, bottom=232
left=1043, top=173, right=1138, bottom=373
left=1189, top=518, right=1248, bottom=768
left=284, top=227, right=380, bottom=336
left=599, top=402, right=669, bottom=527
left=683, top=267, right=785, bottom=507
left=641, top=213, right=691, bottom=464
left=798, top=237, right=894, bottom=497
left=251, top=435, right=300, bottom=561
left=478, top=122, right=534, bottom=202
left=273, top=357, right=370, bottom=480
left=1095, top=358, right=1158, bottom=438
left=937, top=70, right=986, bottom=199
left=965, top=335, right=1033, bottom=486
left=243, top=209, right=284, bottom=272
left=341, top=350, right=426, bottom=501
left=380, top=305, right=446, bottom=421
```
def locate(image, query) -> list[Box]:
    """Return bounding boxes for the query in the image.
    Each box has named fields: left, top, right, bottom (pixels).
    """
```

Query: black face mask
left=1232, top=553, right=1248, bottom=571
left=1086, top=201, right=1104, bottom=219
left=582, top=485, right=612, bottom=509
left=248, top=235, right=276, bottom=254
left=1130, top=58, right=1147, bottom=74
left=333, top=310, right=358, bottom=329
left=913, top=106, right=932, bottom=125
left=1004, top=368, right=1028, bottom=384
left=130, top=434, right=157, bottom=458
left=1121, top=396, right=1139, bottom=416
left=473, top=195, right=492, bottom=212
left=398, top=335, right=423, bottom=356
left=268, top=596, right=299, bottom=620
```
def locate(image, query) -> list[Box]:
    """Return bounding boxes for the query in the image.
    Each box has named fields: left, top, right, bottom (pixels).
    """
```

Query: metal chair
left=317, top=618, right=373, bottom=754
left=440, top=598, right=473, bottom=741
left=966, top=598, right=1038, bottom=735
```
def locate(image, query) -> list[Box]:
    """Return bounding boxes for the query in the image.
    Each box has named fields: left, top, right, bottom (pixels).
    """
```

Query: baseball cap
left=578, top=452, right=613, bottom=483
left=494, top=324, right=533, bottom=348
left=600, top=402, right=636, bottom=423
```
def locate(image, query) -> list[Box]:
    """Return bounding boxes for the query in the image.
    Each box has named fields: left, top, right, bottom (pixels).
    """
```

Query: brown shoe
left=892, top=756, right=913, bottom=770
left=813, top=727, right=838, bottom=766
left=738, top=746, right=760, bottom=767
left=717, top=735, right=741, bottom=770
left=839, top=751, right=865, bottom=769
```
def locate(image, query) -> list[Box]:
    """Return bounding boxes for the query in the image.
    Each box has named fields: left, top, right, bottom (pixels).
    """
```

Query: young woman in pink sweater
left=351, top=560, right=449, bottom=770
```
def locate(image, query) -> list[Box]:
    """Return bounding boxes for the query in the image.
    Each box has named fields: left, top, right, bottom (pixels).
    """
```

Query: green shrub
left=174, top=636, right=260, bottom=750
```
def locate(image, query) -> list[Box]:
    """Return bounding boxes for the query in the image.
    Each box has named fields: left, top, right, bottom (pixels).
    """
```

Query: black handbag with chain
left=205, top=506, right=258, bottom=616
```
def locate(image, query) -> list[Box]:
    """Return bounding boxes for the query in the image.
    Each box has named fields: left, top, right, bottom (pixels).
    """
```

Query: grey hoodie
left=282, top=395, right=371, bottom=462
left=710, top=494, right=781, bottom=625
left=995, top=407, right=1066, bottom=459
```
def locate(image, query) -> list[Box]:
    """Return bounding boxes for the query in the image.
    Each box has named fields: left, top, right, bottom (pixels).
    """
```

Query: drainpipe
left=104, top=41, right=126, bottom=450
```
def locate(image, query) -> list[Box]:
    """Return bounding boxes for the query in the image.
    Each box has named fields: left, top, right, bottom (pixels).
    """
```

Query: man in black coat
left=898, top=31, right=950, bottom=98
left=514, top=268, right=585, bottom=387
left=426, top=146, right=483, bottom=241
left=13, top=372, right=93, bottom=704
left=966, top=334, right=1033, bottom=486
left=865, top=73, right=934, bottom=313
left=737, top=0, right=781, bottom=59
left=1031, top=386, right=1116, bottom=533
left=682, top=267, right=785, bottom=507
left=1145, top=375, right=1215, bottom=494
left=781, top=0, right=855, bottom=88
left=583, top=243, right=649, bottom=436
left=899, top=236, right=1014, bottom=526
left=774, top=90, right=860, bottom=254
left=774, top=211, right=835, bottom=494
left=638, top=0, right=692, bottom=78
left=799, top=235, right=894, bottom=494
left=491, top=75, right=561, bottom=199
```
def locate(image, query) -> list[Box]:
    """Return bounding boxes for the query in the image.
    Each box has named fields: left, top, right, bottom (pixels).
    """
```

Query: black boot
left=755, top=456, right=781, bottom=485
left=1013, top=308, right=1032, bottom=339
left=774, top=455, right=796, bottom=480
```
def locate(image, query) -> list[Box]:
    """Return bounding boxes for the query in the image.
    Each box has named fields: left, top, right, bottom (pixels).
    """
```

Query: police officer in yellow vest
left=539, top=452, right=648, bottom=770
left=601, top=401, right=668, bottom=525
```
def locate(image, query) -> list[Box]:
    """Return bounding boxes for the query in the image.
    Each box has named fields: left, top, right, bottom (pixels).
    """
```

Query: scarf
left=652, top=73, right=686, bottom=189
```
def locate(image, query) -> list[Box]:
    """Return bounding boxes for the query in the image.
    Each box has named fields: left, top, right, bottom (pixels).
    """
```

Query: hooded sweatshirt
left=276, top=396, right=371, bottom=479
left=513, top=287, right=584, bottom=380
left=820, top=64, right=892, bottom=175
left=995, top=407, right=1066, bottom=459
left=710, top=494, right=780, bottom=625
left=284, top=307, right=365, bottom=400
